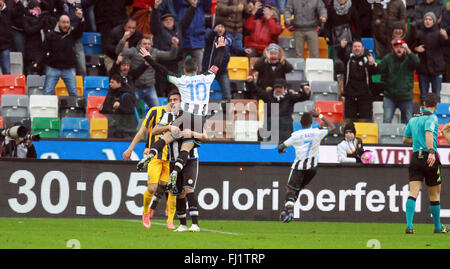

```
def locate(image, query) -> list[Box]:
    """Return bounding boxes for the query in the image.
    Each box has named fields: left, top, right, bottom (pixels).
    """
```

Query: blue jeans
left=383, top=97, right=413, bottom=124
left=44, top=66, right=78, bottom=96
left=0, top=49, right=11, bottom=74
left=418, top=74, right=442, bottom=103
left=216, top=72, right=231, bottom=101
left=135, top=86, right=159, bottom=109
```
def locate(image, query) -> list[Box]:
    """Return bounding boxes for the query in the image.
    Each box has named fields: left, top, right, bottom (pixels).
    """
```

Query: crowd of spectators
left=0, top=0, right=449, bottom=139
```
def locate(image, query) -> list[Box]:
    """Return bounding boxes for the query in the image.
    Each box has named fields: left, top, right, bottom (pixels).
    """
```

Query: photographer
left=0, top=125, right=38, bottom=158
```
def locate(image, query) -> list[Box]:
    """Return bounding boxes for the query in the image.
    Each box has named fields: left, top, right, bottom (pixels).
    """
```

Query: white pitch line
left=126, top=219, right=243, bottom=235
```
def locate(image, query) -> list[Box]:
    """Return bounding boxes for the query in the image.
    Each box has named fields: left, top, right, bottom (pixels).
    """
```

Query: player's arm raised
left=309, top=110, right=336, bottom=134
left=208, top=36, right=226, bottom=75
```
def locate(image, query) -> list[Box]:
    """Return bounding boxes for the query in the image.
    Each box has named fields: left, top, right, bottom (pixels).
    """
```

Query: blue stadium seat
left=82, top=32, right=102, bottom=54
left=60, top=117, right=90, bottom=138
left=293, top=121, right=320, bottom=132
left=211, top=79, right=222, bottom=92
left=83, top=76, right=109, bottom=97
left=210, top=91, right=223, bottom=100
left=361, top=38, right=376, bottom=59
left=435, top=103, right=450, bottom=125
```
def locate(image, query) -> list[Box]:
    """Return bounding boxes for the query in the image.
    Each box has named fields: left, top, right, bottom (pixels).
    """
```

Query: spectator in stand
left=42, top=10, right=84, bottom=96
left=104, top=18, right=143, bottom=73
left=338, top=39, right=377, bottom=122
left=373, top=21, right=417, bottom=57
left=215, top=0, right=249, bottom=54
left=131, top=0, right=154, bottom=15
left=250, top=0, right=277, bottom=20
left=442, top=2, right=450, bottom=82
left=151, top=0, right=196, bottom=96
left=284, top=0, right=327, bottom=58
left=158, top=0, right=177, bottom=20
left=415, top=0, right=444, bottom=29
left=174, top=0, right=210, bottom=72
left=98, top=73, right=138, bottom=139
left=245, top=76, right=310, bottom=142
left=0, top=0, right=12, bottom=74
left=245, top=4, right=282, bottom=57
left=373, top=39, right=419, bottom=124
left=353, top=0, right=372, bottom=38
left=253, top=43, right=293, bottom=92
left=118, top=35, right=179, bottom=110
left=414, top=12, right=449, bottom=103
left=324, top=0, right=361, bottom=72
left=23, top=0, right=45, bottom=75
left=202, top=19, right=251, bottom=102
left=372, top=0, right=407, bottom=58
left=7, top=0, right=26, bottom=53
left=109, top=54, right=149, bottom=96
left=337, top=121, right=365, bottom=163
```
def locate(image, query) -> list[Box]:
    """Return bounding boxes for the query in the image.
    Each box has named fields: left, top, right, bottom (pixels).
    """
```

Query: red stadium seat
left=315, top=100, right=344, bottom=123
left=0, top=116, right=3, bottom=128
left=0, top=75, right=26, bottom=102
left=229, top=99, right=258, bottom=121
left=86, top=96, right=106, bottom=119
left=438, top=124, right=450, bottom=146
left=204, top=120, right=235, bottom=141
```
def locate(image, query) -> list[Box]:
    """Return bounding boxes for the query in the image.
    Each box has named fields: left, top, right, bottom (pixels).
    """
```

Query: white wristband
left=318, top=114, right=324, bottom=119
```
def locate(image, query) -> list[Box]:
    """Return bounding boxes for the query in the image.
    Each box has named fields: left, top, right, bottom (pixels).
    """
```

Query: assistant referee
left=403, top=93, right=447, bottom=234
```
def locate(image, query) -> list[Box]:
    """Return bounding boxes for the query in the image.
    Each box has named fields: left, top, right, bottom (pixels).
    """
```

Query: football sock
left=150, top=139, right=166, bottom=156
left=406, top=196, right=416, bottom=229
left=187, top=192, right=199, bottom=225
left=167, top=192, right=177, bottom=223
left=143, top=189, right=154, bottom=215
left=430, top=201, right=442, bottom=231
left=284, top=191, right=298, bottom=212
left=174, top=150, right=189, bottom=174
left=150, top=184, right=166, bottom=210
left=176, top=197, right=187, bottom=226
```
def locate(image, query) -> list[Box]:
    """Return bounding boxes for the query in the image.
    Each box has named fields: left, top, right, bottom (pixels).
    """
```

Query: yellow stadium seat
left=228, top=57, right=249, bottom=80
left=55, top=76, right=83, bottom=97
left=413, top=81, right=420, bottom=103
left=258, top=99, right=265, bottom=126
left=90, top=117, right=108, bottom=139
left=279, top=14, right=294, bottom=37
left=318, top=37, right=329, bottom=58
left=354, top=122, right=379, bottom=144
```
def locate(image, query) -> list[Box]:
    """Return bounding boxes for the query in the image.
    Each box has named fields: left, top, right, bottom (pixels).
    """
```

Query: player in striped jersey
left=122, top=90, right=181, bottom=230
left=277, top=110, right=335, bottom=223
left=138, top=37, right=226, bottom=193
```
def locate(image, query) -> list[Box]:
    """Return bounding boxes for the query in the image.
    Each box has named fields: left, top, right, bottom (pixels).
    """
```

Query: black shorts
left=287, top=167, right=317, bottom=191
left=171, top=159, right=199, bottom=191
left=171, top=110, right=206, bottom=146
left=409, top=152, right=442, bottom=186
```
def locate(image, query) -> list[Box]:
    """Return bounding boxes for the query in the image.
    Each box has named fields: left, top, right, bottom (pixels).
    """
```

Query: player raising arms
left=137, top=36, right=226, bottom=192
left=278, top=110, right=335, bottom=223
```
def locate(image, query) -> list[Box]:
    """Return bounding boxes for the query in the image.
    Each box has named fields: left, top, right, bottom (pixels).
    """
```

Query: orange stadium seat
left=413, top=82, right=420, bottom=103
left=354, top=122, right=379, bottom=144
left=54, top=76, right=83, bottom=97
left=228, top=57, right=249, bottom=80
left=90, top=117, right=108, bottom=139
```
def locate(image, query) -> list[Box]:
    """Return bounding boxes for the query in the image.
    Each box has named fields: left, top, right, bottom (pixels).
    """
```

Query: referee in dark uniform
left=403, top=93, right=447, bottom=234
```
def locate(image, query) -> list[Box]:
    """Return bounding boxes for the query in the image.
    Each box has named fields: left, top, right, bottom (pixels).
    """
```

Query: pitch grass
left=0, top=217, right=448, bottom=249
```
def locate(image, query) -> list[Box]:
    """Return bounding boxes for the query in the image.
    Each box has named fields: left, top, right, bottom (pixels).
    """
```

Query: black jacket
left=0, top=1, right=12, bottom=51
left=415, top=24, right=449, bottom=76
left=41, top=18, right=85, bottom=69
left=100, top=86, right=137, bottom=115
left=23, top=11, right=44, bottom=62
left=105, top=24, right=143, bottom=60
left=109, top=61, right=149, bottom=94
left=253, top=57, right=294, bottom=91
left=93, top=0, right=132, bottom=26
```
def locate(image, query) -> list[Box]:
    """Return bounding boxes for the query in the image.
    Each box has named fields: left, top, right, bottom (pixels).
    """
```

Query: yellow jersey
left=142, top=106, right=170, bottom=161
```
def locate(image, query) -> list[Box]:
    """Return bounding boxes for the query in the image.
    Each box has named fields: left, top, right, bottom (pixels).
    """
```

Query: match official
left=402, top=93, right=448, bottom=234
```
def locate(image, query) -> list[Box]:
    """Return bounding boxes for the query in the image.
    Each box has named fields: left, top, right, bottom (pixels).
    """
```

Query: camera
left=1, top=126, right=27, bottom=138
left=24, top=133, right=41, bottom=142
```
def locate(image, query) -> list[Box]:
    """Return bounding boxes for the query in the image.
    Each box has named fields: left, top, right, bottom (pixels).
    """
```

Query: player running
left=137, top=36, right=226, bottom=193
left=277, top=110, right=335, bottom=223
left=122, top=90, right=181, bottom=230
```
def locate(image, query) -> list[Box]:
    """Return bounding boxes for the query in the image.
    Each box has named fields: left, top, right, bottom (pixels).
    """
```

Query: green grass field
left=0, top=217, right=448, bottom=249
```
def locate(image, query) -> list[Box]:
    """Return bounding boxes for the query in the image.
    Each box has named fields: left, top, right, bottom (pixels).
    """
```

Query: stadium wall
left=1, top=159, right=449, bottom=224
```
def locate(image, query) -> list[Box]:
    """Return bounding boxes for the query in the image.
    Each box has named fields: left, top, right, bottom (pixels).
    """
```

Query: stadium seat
left=229, top=99, right=258, bottom=121
left=278, top=36, right=296, bottom=58
left=361, top=38, right=375, bottom=59
left=438, top=124, right=450, bottom=146
left=315, top=100, right=344, bottom=123
left=61, top=117, right=90, bottom=138
left=372, top=101, right=401, bottom=125
left=32, top=117, right=61, bottom=138
left=207, top=100, right=227, bottom=118
left=90, top=117, right=108, bottom=139
left=0, top=116, right=2, bottom=128
left=354, top=122, right=378, bottom=144
left=84, top=76, right=109, bottom=97
left=440, top=83, right=450, bottom=103
left=210, top=91, right=223, bottom=100
left=86, top=96, right=106, bottom=119
left=309, top=81, right=339, bottom=101
left=26, top=75, right=46, bottom=95
left=230, top=80, right=248, bottom=99
left=292, top=100, right=315, bottom=122
left=58, top=96, right=86, bottom=118
left=0, top=75, right=26, bottom=102
left=10, top=52, right=23, bottom=75
left=279, top=14, right=294, bottom=37
left=257, top=99, right=264, bottom=125
left=204, top=119, right=235, bottom=141
left=1, top=94, right=29, bottom=118
left=82, top=32, right=102, bottom=54
left=304, top=58, right=334, bottom=82
left=378, top=123, right=406, bottom=144
left=435, top=103, right=450, bottom=125
left=227, top=57, right=249, bottom=80
left=2, top=116, right=31, bottom=129
left=318, top=37, right=329, bottom=59
left=210, top=79, right=222, bottom=93
left=234, top=120, right=259, bottom=141
left=54, top=76, right=83, bottom=97
left=293, top=121, right=320, bottom=132
left=29, top=95, right=58, bottom=119
left=86, top=54, right=107, bottom=76
left=286, top=58, right=305, bottom=82
left=413, top=81, right=420, bottom=103
left=158, top=97, right=168, bottom=106
left=322, top=123, right=344, bottom=145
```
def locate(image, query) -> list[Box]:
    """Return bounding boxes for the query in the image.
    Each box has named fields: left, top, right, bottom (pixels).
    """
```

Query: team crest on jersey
left=209, top=65, right=219, bottom=73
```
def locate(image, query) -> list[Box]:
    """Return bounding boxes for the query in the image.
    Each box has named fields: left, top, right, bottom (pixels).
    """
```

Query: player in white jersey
left=277, top=110, right=336, bottom=223
left=137, top=37, right=226, bottom=193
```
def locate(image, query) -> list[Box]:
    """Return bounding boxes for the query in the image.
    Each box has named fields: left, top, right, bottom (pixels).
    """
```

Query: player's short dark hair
left=424, top=93, right=439, bottom=108
left=110, top=73, right=124, bottom=86
left=184, top=58, right=198, bottom=74
left=300, top=113, right=313, bottom=128
left=168, top=89, right=180, bottom=99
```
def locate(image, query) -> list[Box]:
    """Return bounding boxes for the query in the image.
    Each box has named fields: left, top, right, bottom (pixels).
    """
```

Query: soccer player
left=122, top=90, right=181, bottom=230
left=402, top=93, right=448, bottom=234
left=137, top=37, right=226, bottom=192
left=277, top=110, right=335, bottom=223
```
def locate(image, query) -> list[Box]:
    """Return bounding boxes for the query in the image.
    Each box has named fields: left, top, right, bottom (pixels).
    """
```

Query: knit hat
left=161, top=13, right=175, bottom=21
left=267, top=43, right=280, bottom=53
left=424, top=12, right=437, bottom=23
left=343, top=122, right=356, bottom=134
left=28, top=0, right=40, bottom=9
